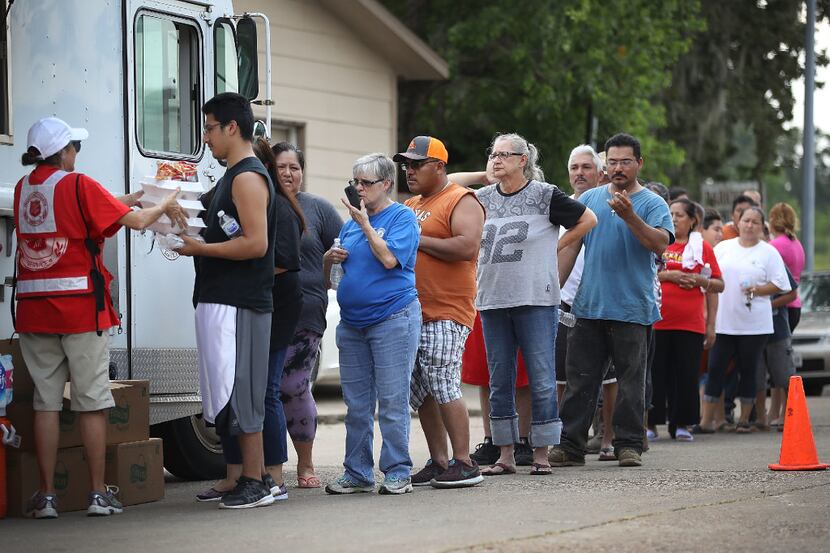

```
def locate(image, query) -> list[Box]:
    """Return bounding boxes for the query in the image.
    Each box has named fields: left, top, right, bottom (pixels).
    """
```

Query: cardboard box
left=6, top=380, right=150, bottom=451
left=0, top=338, right=34, bottom=402
left=5, top=438, right=165, bottom=516
left=6, top=446, right=91, bottom=516
left=105, top=438, right=164, bottom=506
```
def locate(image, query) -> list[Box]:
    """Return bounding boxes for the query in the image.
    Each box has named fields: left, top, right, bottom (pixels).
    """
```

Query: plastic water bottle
left=699, top=263, right=712, bottom=293
left=559, top=309, right=576, bottom=328
left=329, top=238, right=345, bottom=289
left=217, top=210, right=242, bottom=239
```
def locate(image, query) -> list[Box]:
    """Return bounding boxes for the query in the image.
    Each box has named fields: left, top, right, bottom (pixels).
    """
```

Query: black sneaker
left=411, top=459, right=446, bottom=486
left=514, top=442, right=533, bottom=466
left=430, top=459, right=483, bottom=489
left=470, top=440, right=500, bottom=466
left=219, top=476, right=276, bottom=509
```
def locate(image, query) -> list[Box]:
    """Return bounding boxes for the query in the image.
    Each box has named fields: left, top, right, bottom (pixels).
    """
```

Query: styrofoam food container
left=148, top=216, right=206, bottom=236
left=139, top=196, right=204, bottom=218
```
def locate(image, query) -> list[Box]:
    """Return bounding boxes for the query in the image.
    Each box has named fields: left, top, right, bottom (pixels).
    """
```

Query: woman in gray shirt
left=272, top=142, right=343, bottom=488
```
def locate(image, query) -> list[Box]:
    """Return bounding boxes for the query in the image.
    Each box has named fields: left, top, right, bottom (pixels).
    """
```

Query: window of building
left=135, top=13, right=200, bottom=156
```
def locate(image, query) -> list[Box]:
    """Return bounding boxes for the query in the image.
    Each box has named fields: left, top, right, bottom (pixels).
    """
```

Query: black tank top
left=197, top=156, right=277, bottom=312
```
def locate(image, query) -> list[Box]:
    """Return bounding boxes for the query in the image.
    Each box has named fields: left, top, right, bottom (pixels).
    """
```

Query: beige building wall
left=239, top=0, right=399, bottom=213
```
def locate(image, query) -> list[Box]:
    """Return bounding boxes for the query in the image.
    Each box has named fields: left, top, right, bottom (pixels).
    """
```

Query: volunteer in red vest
left=14, top=116, right=184, bottom=519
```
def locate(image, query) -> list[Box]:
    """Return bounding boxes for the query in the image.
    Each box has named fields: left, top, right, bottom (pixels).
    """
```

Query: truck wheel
left=151, top=414, right=225, bottom=480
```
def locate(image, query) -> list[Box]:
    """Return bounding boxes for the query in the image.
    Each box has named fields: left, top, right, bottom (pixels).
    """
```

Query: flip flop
left=598, top=447, right=617, bottom=461
left=481, top=462, right=516, bottom=476
left=735, top=422, right=754, bottom=434
left=529, top=463, right=552, bottom=475
left=691, top=424, right=715, bottom=435
left=297, top=475, right=322, bottom=488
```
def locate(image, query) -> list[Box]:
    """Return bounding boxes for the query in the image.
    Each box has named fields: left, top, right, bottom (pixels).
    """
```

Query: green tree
left=659, top=0, right=830, bottom=191
left=382, top=0, right=702, bottom=190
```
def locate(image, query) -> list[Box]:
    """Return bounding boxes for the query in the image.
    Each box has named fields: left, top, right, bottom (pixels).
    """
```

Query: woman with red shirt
left=650, top=199, right=724, bottom=441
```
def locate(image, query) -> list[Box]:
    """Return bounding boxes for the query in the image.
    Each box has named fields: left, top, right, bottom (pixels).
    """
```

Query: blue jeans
left=480, top=305, right=562, bottom=447
left=222, top=347, right=288, bottom=466
left=336, top=300, right=421, bottom=484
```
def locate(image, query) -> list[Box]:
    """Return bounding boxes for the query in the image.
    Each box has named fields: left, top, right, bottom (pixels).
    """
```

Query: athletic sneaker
left=263, top=473, right=288, bottom=501
left=547, top=446, right=585, bottom=467
left=430, top=459, right=483, bottom=489
left=378, top=476, right=413, bottom=495
left=514, top=441, right=534, bottom=466
left=411, top=459, right=446, bottom=486
left=470, top=440, right=500, bottom=466
left=325, top=474, right=375, bottom=495
left=87, top=486, right=124, bottom=516
left=25, top=491, right=58, bottom=519
left=617, top=448, right=642, bottom=467
left=218, top=476, right=276, bottom=509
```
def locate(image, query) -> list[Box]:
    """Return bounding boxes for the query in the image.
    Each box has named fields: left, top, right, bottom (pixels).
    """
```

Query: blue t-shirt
left=337, top=202, right=419, bottom=327
left=572, top=185, right=674, bottom=325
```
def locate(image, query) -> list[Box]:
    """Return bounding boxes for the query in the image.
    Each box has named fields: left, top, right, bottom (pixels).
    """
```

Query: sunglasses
left=71, top=140, right=82, bottom=153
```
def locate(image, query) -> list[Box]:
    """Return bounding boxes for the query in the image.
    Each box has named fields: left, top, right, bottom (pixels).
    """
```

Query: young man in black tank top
left=177, top=93, right=277, bottom=509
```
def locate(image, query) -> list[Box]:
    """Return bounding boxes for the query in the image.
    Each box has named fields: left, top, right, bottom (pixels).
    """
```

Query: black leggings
left=650, top=330, right=703, bottom=428
left=705, top=334, right=769, bottom=404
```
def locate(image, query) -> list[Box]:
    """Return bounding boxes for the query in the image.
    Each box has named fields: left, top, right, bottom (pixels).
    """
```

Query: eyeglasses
left=203, top=122, right=224, bottom=135
left=488, top=151, right=524, bottom=161
left=349, top=178, right=384, bottom=188
left=71, top=141, right=82, bottom=153
left=606, top=158, right=637, bottom=168
left=400, top=159, right=440, bottom=172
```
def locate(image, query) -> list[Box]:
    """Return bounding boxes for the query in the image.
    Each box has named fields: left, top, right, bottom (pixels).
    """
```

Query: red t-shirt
left=14, top=165, right=130, bottom=333
left=654, top=239, right=722, bottom=334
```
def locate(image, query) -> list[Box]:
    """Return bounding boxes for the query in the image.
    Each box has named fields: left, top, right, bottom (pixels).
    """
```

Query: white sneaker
left=25, top=491, right=58, bottom=519
left=87, top=486, right=124, bottom=516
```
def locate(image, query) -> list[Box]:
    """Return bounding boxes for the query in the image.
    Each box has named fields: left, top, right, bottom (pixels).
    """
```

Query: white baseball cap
left=26, top=117, right=89, bottom=160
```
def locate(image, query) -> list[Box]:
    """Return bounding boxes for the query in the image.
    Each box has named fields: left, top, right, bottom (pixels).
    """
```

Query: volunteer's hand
left=174, top=234, right=203, bottom=257
left=123, top=190, right=144, bottom=207
left=161, top=188, right=188, bottom=231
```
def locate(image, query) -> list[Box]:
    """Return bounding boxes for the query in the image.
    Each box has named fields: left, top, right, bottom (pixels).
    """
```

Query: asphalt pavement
left=4, top=387, right=830, bottom=552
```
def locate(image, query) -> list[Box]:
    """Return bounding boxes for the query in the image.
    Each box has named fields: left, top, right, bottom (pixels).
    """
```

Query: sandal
left=481, top=462, right=516, bottom=476
left=297, top=475, right=322, bottom=488
left=735, top=422, right=754, bottom=434
left=598, top=447, right=616, bottom=461
left=529, top=463, right=552, bottom=475
left=691, top=424, right=715, bottom=435
left=751, top=422, right=771, bottom=432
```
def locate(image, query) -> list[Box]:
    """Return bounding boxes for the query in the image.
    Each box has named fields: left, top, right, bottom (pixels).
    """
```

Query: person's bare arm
left=417, top=195, right=484, bottom=262
left=558, top=239, right=581, bottom=288
left=771, top=289, right=797, bottom=307
left=704, top=292, right=718, bottom=350
left=558, top=207, right=596, bottom=252
left=340, top=199, right=398, bottom=269
left=177, top=173, right=269, bottom=260
left=609, top=190, right=670, bottom=255
left=447, top=171, right=492, bottom=188
left=118, top=189, right=180, bottom=230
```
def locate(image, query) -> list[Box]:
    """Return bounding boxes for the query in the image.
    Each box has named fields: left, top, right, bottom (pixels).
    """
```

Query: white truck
left=0, top=0, right=273, bottom=479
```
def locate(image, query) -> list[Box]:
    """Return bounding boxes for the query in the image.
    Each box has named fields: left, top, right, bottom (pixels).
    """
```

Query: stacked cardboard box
left=0, top=340, right=164, bottom=516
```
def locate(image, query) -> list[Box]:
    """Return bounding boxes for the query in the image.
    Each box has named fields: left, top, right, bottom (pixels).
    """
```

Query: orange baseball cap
left=393, top=136, right=448, bottom=164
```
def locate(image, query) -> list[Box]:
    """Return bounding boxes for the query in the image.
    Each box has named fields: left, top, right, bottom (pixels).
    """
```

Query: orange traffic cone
left=769, top=376, right=829, bottom=471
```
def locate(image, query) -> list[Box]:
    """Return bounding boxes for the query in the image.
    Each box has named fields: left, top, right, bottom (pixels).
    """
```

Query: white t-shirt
left=559, top=223, right=584, bottom=306
left=714, top=238, right=791, bottom=335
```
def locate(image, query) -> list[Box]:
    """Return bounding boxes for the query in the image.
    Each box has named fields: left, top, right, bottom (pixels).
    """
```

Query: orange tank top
left=405, top=183, right=482, bottom=328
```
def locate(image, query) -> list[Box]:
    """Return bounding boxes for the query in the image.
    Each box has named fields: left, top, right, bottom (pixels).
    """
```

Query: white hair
left=491, top=133, right=544, bottom=181
left=567, top=144, right=603, bottom=172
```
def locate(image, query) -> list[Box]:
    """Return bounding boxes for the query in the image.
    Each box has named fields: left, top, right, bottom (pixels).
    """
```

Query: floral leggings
left=279, top=329, right=322, bottom=442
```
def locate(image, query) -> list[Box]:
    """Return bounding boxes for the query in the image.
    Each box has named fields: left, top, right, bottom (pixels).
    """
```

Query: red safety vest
left=15, top=169, right=96, bottom=299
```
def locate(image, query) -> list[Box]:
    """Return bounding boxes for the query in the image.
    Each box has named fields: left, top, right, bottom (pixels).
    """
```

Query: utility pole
left=803, top=0, right=816, bottom=272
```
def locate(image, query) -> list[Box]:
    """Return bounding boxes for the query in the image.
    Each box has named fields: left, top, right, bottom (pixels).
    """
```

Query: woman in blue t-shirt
left=322, top=153, right=421, bottom=496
